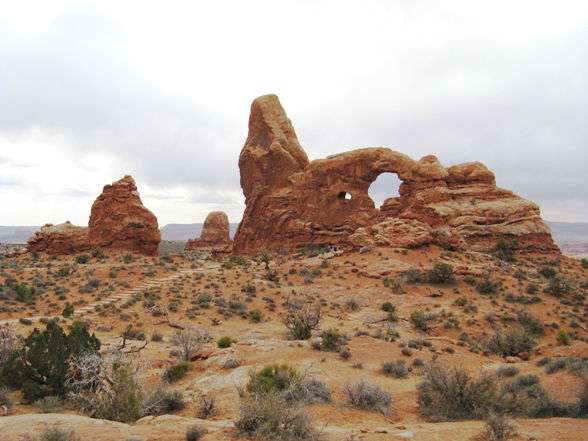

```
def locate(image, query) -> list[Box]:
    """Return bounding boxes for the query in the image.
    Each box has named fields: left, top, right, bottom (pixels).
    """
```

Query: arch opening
left=338, top=191, right=352, bottom=201
left=368, top=172, right=402, bottom=208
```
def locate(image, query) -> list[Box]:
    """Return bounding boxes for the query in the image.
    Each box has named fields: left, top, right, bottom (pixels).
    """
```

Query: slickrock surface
left=27, top=175, right=160, bottom=256
left=234, top=94, right=558, bottom=254
left=184, top=211, right=233, bottom=254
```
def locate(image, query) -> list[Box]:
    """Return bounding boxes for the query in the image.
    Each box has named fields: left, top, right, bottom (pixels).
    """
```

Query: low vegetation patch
left=342, top=378, right=392, bottom=414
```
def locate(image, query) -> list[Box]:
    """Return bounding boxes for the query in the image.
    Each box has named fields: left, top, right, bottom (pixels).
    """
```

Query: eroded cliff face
left=184, top=211, right=233, bottom=254
left=27, top=175, right=160, bottom=256
left=234, top=94, right=558, bottom=254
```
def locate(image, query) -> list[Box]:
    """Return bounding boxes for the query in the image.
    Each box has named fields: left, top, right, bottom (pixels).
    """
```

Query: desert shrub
left=39, top=426, right=80, bottom=441
left=163, top=361, right=192, bottom=383
left=75, top=254, right=90, bottom=264
left=340, top=349, right=352, bottom=360
left=0, top=324, right=18, bottom=365
left=495, top=366, right=519, bottom=378
left=342, top=379, right=392, bottom=414
left=498, top=374, right=571, bottom=417
left=538, top=266, right=556, bottom=279
left=92, top=248, right=106, bottom=259
left=517, top=312, right=544, bottom=336
left=401, top=347, right=413, bottom=357
left=476, top=275, right=500, bottom=295
left=217, top=336, right=237, bottom=348
left=581, top=258, right=588, bottom=269
left=283, top=378, right=331, bottom=405
left=151, top=332, right=163, bottom=342
left=186, top=424, right=206, bottom=441
left=345, top=298, right=360, bottom=311
left=403, top=269, right=424, bottom=284
left=381, top=360, right=409, bottom=379
left=34, top=395, right=64, bottom=413
left=143, top=388, right=186, bottom=415
left=492, top=240, right=518, bottom=263
left=247, top=364, right=301, bottom=394
left=417, top=364, right=498, bottom=420
left=381, top=302, right=398, bottom=322
left=545, top=358, right=568, bottom=374
left=0, top=387, right=12, bottom=410
left=283, top=301, right=321, bottom=340
left=61, top=302, right=74, bottom=318
left=544, top=276, right=573, bottom=297
left=486, top=328, right=536, bottom=357
left=1, top=320, right=100, bottom=401
left=234, top=392, right=322, bottom=441
left=484, top=413, right=515, bottom=441
left=67, top=353, right=144, bottom=423
left=221, top=356, right=241, bottom=369
left=249, top=309, right=264, bottom=322
left=318, top=328, right=346, bottom=352
left=170, top=326, right=209, bottom=361
left=196, top=396, right=216, bottom=419
left=427, top=262, right=455, bottom=284
left=556, top=329, right=571, bottom=345
left=410, top=310, right=429, bottom=331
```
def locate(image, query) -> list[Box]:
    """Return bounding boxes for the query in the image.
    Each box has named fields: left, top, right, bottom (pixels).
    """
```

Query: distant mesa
left=233, top=94, right=559, bottom=254
left=184, top=211, right=233, bottom=254
left=27, top=175, right=161, bottom=256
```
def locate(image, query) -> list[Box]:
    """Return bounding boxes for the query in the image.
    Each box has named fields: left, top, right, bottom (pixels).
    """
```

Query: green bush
left=581, top=258, right=588, bottom=269
left=417, top=364, right=498, bottom=420
left=1, top=319, right=100, bottom=401
left=342, top=379, right=392, bottom=414
left=62, top=302, right=74, bottom=318
left=492, top=240, right=518, bottom=262
left=217, top=336, right=237, bottom=348
left=317, top=328, right=346, bottom=352
left=486, top=328, right=536, bottom=357
left=247, top=364, right=301, bottom=394
left=556, top=330, right=571, bottom=346
left=410, top=310, right=429, bottom=331
left=163, top=362, right=192, bottom=383
left=427, top=262, right=455, bottom=284
left=476, top=275, right=500, bottom=295
left=538, top=266, right=556, bottom=279
left=544, top=276, right=573, bottom=297
left=75, top=254, right=90, bottom=264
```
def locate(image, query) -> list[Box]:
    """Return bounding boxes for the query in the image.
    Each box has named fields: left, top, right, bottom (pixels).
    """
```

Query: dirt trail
left=0, top=263, right=220, bottom=326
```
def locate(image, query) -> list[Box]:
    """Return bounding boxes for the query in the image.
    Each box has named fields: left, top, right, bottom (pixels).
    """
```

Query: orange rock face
left=184, top=211, right=233, bottom=254
left=27, top=175, right=160, bottom=256
left=234, top=94, right=559, bottom=254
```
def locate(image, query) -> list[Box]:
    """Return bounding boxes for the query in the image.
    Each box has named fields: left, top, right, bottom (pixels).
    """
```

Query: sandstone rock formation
left=234, top=94, right=558, bottom=254
left=184, top=211, right=233, bottom=254
left=28, top=175, right=160, bottom=256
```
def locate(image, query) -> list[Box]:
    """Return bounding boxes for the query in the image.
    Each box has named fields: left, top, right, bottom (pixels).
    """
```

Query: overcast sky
left=1, top=0, right=587, bottom=227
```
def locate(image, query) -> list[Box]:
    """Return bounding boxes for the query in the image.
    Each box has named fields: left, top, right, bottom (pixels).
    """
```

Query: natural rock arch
left=233, top=94, right=558, bottom=254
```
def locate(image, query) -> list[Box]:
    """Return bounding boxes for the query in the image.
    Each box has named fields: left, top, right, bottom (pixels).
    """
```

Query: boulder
left=184, top=211, right=233, bottom=254
left=233, top=94, right=559, bottom=254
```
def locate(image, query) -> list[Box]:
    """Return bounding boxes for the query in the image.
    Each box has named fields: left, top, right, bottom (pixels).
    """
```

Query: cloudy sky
left=1, top=0, right=587, bottom=227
